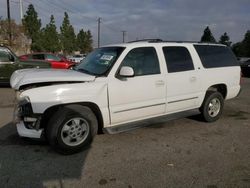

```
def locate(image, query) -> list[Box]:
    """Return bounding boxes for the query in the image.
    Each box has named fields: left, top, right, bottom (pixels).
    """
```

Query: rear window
left=194, top=45, right=239, bottom=68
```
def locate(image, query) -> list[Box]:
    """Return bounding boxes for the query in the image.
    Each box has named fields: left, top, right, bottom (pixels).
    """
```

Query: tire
left=200, top=91, right=224, bottom=122
left=46, top=105, right=98, bottom=155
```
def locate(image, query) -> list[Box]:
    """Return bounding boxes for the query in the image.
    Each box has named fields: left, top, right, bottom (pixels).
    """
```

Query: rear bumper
left=236, top=87, right=242, bottom=97
left=16, top=121, right=43, bottom=139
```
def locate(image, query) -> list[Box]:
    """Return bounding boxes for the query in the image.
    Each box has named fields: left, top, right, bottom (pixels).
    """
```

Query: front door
left=108, top=47, right=166, bottom=125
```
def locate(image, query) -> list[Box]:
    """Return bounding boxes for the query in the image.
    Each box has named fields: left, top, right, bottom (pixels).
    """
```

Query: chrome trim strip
left=168, top=97, right=198, bottom=104
left=113, top=103, right=166, bottom=114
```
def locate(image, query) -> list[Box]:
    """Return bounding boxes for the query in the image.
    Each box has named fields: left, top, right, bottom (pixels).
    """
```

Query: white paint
left=12, top=41, right=241, bottom=138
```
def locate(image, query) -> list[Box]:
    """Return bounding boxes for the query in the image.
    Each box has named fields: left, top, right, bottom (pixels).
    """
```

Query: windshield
left=75, top=47, right=125, bottom=76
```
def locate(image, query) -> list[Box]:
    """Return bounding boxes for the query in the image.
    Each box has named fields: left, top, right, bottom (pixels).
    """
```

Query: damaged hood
left=10, top=68, right=96, bottom=90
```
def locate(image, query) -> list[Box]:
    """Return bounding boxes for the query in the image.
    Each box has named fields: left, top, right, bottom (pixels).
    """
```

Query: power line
left=22, top=0, right=53, bottom=18
left=41, top=0, right=97, bottom=22
left=10, top=0, right=18, bottom=4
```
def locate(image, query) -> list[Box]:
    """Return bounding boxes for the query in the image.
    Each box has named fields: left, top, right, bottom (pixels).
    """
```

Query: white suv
left=11, top=40, right=241, bottom=154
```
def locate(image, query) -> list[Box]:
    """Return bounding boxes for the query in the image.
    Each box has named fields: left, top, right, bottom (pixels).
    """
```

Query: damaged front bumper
left=13, top=95, right=43, bottom=139
left=16, top=121, right=43, bottom=138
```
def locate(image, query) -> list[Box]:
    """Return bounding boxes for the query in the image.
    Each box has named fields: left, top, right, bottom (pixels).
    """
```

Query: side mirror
left=119, top=66, right=134, bottom=77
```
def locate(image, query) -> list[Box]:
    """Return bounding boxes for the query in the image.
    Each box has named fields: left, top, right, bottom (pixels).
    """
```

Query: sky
left=0, top=0, right=250, bottom=47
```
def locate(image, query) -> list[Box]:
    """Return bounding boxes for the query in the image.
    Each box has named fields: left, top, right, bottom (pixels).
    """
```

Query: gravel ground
left=0, top=79, right=249, bottom=188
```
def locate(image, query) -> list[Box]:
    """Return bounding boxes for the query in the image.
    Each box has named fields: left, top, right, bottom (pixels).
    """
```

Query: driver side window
left=121, top=47, right=160, bottom=76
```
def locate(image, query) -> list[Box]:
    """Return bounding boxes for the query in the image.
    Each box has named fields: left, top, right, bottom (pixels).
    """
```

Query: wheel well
left=40, top=102, right=104, bottom=134
left=207, top=84, right=227, bottom=99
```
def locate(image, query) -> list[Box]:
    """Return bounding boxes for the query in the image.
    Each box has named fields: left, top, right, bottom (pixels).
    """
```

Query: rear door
left=163, top=46, right=201, bottom=113
left=108, top=47, right=166, bottom=124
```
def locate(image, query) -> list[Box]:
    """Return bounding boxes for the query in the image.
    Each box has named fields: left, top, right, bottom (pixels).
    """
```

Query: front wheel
left=47, top=105, right=98, bottom=154
left=200, top=91, right=224, bottom=122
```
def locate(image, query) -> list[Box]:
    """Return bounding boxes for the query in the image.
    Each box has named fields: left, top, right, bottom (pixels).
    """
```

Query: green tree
left=200, top=26, right=216, bottom=43
left=76, top=29, right=86, bottom=53
left=42, top=15, right=60, bottom=52
left=241, top=30, right=250, bottom=56
left=219, top=32, right=232, bottom=46
left=232, top=42, right=243, bottom=57
left=232, top=30, right=250, bottom=57
left=76, top=29, right=93, bottom=53
left=22, top=4, right=42, bottom=51
left=85, top=30, right=93, bottom=52
left=60, top=12, right=76, bottom=54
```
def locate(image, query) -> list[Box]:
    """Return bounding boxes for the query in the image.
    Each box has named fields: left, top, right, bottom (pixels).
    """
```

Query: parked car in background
left=68, top=54, right=86, bottom=63
left=240, top=59, right=250, bottom=77
left=19, top=53, right=75, bottom=69
left=0, top=45, right=51, bottom=85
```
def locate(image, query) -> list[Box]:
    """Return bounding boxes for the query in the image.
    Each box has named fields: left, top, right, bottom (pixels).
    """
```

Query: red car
left=19, top=53, right=76, bottom=69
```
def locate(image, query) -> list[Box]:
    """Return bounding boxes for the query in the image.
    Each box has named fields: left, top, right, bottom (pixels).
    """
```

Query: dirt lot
left=0, top=79, right=250, bottom=188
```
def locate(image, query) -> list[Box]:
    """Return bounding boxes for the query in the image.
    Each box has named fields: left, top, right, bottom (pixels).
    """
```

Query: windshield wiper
left=77, top=68, right=94, bottom=75
left=77, top=68, right=102, bottom=76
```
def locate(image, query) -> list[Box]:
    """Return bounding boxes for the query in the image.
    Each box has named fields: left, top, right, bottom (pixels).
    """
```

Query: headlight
left=15, top=96, right=33, bottom=117
left=19, top=96, right=30, bottom=106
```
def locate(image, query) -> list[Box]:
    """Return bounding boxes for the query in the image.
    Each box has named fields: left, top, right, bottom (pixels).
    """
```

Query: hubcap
left=208, top=98, right=221, bottom=117
left=61, top=117, right=90, bottom=146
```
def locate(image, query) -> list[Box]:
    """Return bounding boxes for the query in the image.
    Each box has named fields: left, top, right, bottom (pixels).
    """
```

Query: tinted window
left=121, top=47, right=160, bottom=76
left=46, top=54, right=61, bottom=61
left=194, top=45, right=239, bottom=68
left=163, top=47, right=194, bottom=73
left=0, top=48, right=11, bottom=62
left=32, top=54, right=45, bottom=60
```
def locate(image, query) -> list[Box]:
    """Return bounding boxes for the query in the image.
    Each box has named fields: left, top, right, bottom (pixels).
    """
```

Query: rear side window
left=163, top=47, right=194, bottom=73
left=46, top=54, right=61, bottom=61
left=194, top=45, right=239, bottom=68
left=32, top=54, right=45, bottom=60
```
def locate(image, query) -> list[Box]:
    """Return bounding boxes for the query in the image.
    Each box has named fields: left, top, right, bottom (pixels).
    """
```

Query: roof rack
left=127, top=39, right=163, bottom=43
left=127, top=39, right=219, bottom=44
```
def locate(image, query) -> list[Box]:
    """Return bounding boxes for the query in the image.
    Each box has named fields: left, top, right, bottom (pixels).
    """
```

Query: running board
left=103, top=109, right=200, bottom=134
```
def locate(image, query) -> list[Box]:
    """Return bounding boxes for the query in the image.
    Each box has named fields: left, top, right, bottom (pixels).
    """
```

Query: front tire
left=200, top=91, right=224, bottom=122
left=47, top=105, right=98, bottom=154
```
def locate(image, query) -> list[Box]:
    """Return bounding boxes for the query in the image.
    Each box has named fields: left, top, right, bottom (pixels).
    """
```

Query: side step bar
left=103, top=109, right=200, bottom=134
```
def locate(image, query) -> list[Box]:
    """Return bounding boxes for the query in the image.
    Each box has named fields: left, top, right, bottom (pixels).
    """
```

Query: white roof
left=102, top=40, right=226, bottom=48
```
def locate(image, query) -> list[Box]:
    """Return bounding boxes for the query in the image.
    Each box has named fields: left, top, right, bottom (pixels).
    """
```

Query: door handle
left=155, top=80, right=165, bottom=86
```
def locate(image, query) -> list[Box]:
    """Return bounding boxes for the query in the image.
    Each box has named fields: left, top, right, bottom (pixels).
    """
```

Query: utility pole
left=7, top=0, right=12, bottom=46
left=19, top=0, right=23, bottom=20
left=121, top=31, right=126, bottom=43
left=97, top=17, right=101, bottom=48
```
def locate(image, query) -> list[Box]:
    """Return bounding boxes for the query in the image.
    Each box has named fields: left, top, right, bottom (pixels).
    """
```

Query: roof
left=103, top=39, right=226, bottom=48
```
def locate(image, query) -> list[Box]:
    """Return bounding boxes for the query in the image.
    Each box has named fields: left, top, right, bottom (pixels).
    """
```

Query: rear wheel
left=47, top=105, right=98, bottom=154
left=200, top=91, right=224, bottom=122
